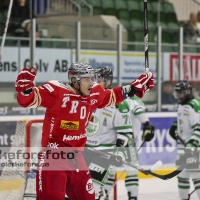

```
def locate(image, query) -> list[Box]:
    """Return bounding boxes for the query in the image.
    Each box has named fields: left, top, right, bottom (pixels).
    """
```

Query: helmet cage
left=174, top=80, right=192, bottom=99
left=174, top=89, right=191, bottom=99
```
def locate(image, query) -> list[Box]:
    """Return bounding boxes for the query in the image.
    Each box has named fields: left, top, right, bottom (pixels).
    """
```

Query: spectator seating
left=102, top=0, right=116, bottom=16
left=115, top=0, right=129, bottom=20
left=127, top=1, right=141, bottom=21
left=85, top=0, right=186, bottom=53
left=86, top=0, right=103, bottom=15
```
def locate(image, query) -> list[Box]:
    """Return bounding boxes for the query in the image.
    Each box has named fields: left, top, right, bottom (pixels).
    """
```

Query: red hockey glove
left=15, top=67, right=37, bottom=92
left=132, top=72, right=154, bottom=98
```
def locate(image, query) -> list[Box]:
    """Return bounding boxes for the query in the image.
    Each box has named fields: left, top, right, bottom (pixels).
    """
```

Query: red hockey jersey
left=17, top=80, right=124, bottom=150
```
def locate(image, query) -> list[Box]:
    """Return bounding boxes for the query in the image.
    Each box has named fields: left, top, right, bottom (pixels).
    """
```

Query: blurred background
left=1, top=0, right=200, bottom=115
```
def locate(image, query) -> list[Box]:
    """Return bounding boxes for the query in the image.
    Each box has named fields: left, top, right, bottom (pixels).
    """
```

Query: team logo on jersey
left=60, top=120, right=79, bottom=130
left=63, top=134, right=87, bottom=141
left=90, top=99, right=98, bottom=105
left=86, top=178, right=94, bottom=194
left=86, top=115, right=100, bottom=136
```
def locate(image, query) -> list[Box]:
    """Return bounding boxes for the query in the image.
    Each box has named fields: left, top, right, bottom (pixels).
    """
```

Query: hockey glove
left=15, top=67, right=37, bottom=92
left=132, top=72, right=154, bottom=98
left=109, top=154, right=123, bottom=167
left=121, top=72, right=154, bottom=98
left=142, top=123, right=155, bottom=142
left=169, top=120, right=178, bottom=140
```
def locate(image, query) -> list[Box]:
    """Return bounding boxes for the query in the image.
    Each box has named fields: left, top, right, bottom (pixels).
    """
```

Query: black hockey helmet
left=68, top=62, right=96, bottom=84
left=174, top=80, right=193, bottom=102
left=95, top=66, right=113, bottom=86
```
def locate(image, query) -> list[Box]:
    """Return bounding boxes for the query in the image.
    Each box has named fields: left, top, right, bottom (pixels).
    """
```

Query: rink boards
left=0, top=112, right=177, bottom=181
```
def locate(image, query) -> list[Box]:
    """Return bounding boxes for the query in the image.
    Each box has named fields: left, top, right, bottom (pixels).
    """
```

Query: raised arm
left=15, top=67, right=57, bottom=108
left=98, top=72, right=154, bottom=108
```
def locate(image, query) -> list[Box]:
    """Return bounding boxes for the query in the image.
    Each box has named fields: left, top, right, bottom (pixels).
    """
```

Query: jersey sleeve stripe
left=35, top=87, right=42, bottom=107
left=191, top=133, right=200, bottom=143
left=111, top=89, right=116, bottom=105
left=117, top=132, right=132, bottom=140
left=192, top=133, right=200, bottom=139
left=134, top=111, right=145, bottom=115
left=115, top=126, right=133, bottom=130
left=27, top=88, right=42, bottom=108
left=192, top=124, right=200, bottom=129
left=105, top=91, right=113, bottom=107
left=193, top=128, right=200, bottom=132
left=27, top=89, right=37, bottom=108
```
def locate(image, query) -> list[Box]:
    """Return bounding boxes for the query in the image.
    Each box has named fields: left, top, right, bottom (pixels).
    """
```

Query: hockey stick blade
left=140, top=164, right=185, bottom=180
left=87, top=147, right=185, bottom=180
left=123, top=160, right=185, bottom=180
left=150, top=160, right=163, bottom=172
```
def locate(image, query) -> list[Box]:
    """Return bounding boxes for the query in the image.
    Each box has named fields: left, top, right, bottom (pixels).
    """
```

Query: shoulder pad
left=116, top=100, right=130, bottom=113
left=47, top=80, right=75, bottom=92
left=186, top=99, right=200, bottom=112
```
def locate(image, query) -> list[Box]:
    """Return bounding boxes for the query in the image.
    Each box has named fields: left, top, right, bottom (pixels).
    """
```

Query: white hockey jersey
left=86, top=100, right=133, bottom=151
left=177, top=98, right=200, bottom=148
left=126, top=96, right=149, bottom=140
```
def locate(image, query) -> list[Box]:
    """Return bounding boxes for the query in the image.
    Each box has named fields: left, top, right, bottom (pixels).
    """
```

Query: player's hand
left=131, top=72, right=154, bottom=98
left=142, top=124, right=154, bottom=142
left=169, top=120, right=178, bottom=140
left=109, top=154, right=123, bottom=167
left=15, top=67, right=37, bottom=92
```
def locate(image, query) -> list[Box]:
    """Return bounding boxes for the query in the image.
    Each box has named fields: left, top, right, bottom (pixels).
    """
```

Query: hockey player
left=15, top=62, right=154, bottom=200
left=119, top=96, right=154, bottom=199
left=127, top=95, right=154, bottom=147
left=85, top=67, right=154, bottom=200
left=169, top=80, right=200, bottom=200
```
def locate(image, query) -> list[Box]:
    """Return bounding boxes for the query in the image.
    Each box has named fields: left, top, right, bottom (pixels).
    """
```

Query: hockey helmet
left=174, top=80, right=192, bottom=100
left=95, top=66, right=113, bottom=85
left=68, top=62, right=96, bottom=84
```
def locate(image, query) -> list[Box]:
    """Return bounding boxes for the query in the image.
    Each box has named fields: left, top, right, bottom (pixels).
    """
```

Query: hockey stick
left=112, top=140, right=146, bottom=187
left=87, top=147, right=185, bottom=180
left=175, top=134, right=198, bottom=199
left=137, top=140, right=145, bottom=152
left=144, top=0, right=149, bottom=73
left=0, top=0, right=14, bottom=60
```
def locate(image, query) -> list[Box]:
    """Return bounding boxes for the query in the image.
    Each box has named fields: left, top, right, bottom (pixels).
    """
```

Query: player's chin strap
left=87, top=147, right=186, bottom=180
left=70, top=81, right=85, bottom=96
